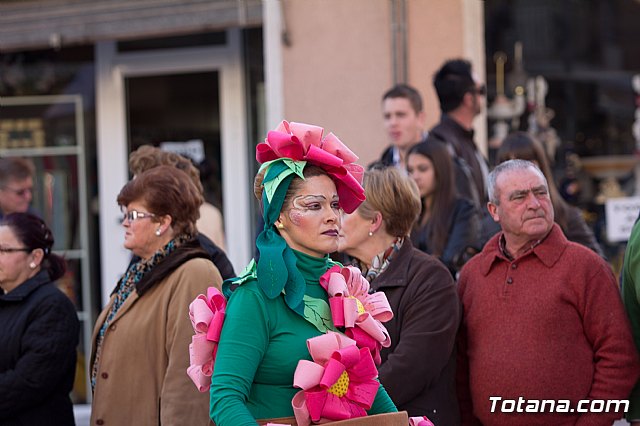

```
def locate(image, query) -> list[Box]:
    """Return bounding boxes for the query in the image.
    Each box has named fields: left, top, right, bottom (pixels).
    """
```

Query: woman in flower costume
left=209, top=121, right=398, bottom=425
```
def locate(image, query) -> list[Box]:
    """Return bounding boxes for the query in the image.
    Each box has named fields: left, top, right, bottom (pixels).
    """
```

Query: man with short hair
left=0, top=157, right=35, bottom=218
left=457, top=159, right=639, bottom=425
left=430, top=59, right=488, bottom=207
left=377, top=84, right=426, bottom=170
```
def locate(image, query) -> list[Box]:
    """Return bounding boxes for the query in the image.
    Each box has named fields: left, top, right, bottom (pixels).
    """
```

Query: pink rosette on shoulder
left=409, top=416, right=435, bottom=426
left=320, top=265, right=393, bottom=365
left=187, top=286, right=226, bottom=392
left=292, top=332, right=380, bottom=426
left=255, top=120, right=365, bottom=213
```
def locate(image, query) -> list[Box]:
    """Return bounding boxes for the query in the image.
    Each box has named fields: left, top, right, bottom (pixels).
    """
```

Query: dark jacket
left=197, top=233, right=236, bottom=280
left=429, top=115, right=488, bottom=205
left=564, top=205, right=605, bottom=258
left=378, top=145, right=395, bottom=167
left=372, top=240, right=461, bottom=425
left=411, top=197, right=480, bottom=276
left=0, top=270, right=79, bottom=426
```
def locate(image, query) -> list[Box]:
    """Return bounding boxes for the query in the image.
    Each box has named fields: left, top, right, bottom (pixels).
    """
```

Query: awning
left=0, top=0, right=262, bottom=52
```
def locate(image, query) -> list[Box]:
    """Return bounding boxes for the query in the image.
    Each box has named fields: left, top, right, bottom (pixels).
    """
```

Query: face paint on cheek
left=288, top=208, right=306, bottom=226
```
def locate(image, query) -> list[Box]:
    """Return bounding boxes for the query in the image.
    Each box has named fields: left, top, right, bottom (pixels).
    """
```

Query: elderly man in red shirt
left=457, top=159, right=640, bottom=426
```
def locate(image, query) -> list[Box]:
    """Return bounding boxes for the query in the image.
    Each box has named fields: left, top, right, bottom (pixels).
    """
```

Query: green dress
left=622, top=219, right=640, bottom=421
left=209, top=250, right=397, bottom=425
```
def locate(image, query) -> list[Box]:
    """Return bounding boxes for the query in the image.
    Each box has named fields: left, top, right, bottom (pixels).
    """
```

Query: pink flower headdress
left=256, top=120, right=365, bottom=214
left=292, top=332, right=380, bottom=426
left=187, top=287, right=226, bottom=392
left=320, top=265, right=393, bottom=364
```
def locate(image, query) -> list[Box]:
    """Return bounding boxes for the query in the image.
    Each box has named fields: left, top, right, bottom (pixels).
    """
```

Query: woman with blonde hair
left=338, top=167, right=460, bottom=425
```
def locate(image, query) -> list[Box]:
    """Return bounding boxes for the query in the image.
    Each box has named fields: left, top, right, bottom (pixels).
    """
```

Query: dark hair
left=496, top=132, right=569, bottom=229
left=382, top=84, right=423, bottom=114
left=407, top=140, right=457, bottom=256
left=433, top=59, right=475, bottom=113
left=117, top=165, right=203, bottom=236
left=1, top=212, right=66, bottom=281
left=0, top=157, right=35, bottom=186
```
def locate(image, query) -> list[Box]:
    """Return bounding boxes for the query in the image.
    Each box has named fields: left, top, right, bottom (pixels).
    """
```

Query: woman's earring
left=29, top=262, right=36, bottom=269
left=276, top=223, right=285, bottom=230
left=155, top=228, right=162, bottom=236
left=368, top=231, right=373, bottom=237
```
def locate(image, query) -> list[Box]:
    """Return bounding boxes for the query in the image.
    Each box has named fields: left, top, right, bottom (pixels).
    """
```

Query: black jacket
left=411, top=197, right=481, bottom=276
left=197, top=233, right=236, bottom=280
left=429, top=115, right=488, bottom=206
left=0, top=270, right=79, bottom=426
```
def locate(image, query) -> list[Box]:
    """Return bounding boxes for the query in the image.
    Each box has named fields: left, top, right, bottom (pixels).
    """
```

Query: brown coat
left=90, top=257, right=222, bottom=426
left=371, top=240, right=461, bottom=425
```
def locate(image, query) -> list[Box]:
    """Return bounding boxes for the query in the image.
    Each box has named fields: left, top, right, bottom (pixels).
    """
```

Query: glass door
left=0, top=94, right=93, bottom=403
left=125, top=71, right=224, bottom=211
left=96, top=29, right=251, bottom=308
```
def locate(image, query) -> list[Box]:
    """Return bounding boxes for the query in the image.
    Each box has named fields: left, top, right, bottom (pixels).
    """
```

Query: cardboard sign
left=605, top=196, right=640, bottom=242
left=160, top=139, right=205, bottom=164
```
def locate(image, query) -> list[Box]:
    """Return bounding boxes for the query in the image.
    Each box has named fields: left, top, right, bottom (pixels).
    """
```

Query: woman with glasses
left=0, top=212, right=79, bottom=425
left=128, top=145, right=235, bottom=280
left=90, top=165, right=222, bottom=425
left=0, top=157, right=35, bottom=219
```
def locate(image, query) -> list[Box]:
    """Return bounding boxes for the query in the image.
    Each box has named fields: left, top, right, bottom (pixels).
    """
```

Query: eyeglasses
left=470, top=85, right=486, bottom=96
left=2, top=186, right=33, bottom=197
left=0, top=246, right=30, bottom=254
left=122, top=210, right=156, bottom=222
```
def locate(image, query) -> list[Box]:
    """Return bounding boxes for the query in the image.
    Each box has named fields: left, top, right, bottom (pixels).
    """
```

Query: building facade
left=4, top=0, right=638, bottom=407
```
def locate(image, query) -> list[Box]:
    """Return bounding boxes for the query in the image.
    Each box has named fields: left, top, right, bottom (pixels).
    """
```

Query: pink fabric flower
left=409, top=416, right=435, bottom=426
left=320, top=265, right=393, bottom=364
left=255, top=120, right=365, bottom=213
left=186, top=286, right=226, bottom=392
left=292, top=332, right=380, bottom=426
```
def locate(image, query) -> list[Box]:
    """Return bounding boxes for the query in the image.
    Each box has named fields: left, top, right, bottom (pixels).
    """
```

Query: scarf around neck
left=91, top=234, right=206, bottom=390
left=360, top=237, right=404, bottom=282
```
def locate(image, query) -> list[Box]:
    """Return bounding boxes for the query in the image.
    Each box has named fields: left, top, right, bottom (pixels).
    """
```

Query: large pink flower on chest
left=320, top=265, right=393, bottom=364
left=187, top=286, right=226, bottom=392
left=291, top=332, right=380, bottom=426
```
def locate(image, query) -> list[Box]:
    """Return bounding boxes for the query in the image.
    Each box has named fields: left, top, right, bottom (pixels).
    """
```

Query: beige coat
left=90, top=258, right=222, bottom=426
